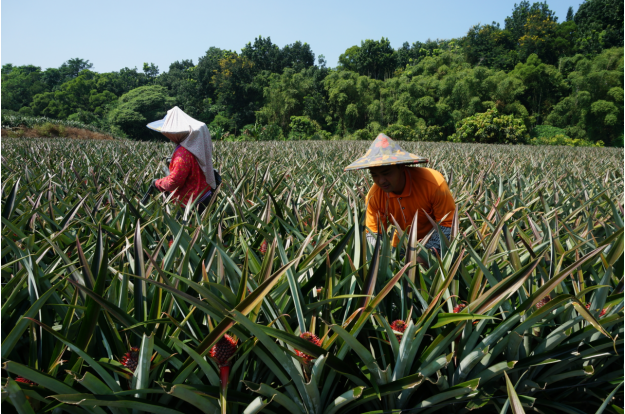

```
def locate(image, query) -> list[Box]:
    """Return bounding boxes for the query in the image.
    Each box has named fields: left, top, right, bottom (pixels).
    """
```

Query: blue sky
left=2, top=0, right=580, bottom=73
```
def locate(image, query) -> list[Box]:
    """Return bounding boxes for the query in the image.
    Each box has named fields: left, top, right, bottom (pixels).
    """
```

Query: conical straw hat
left=344, top=133, right=428, bottom=171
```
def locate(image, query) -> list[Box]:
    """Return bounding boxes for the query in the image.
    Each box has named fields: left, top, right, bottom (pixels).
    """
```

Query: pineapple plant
left=0, top=139, right=622, bottom=413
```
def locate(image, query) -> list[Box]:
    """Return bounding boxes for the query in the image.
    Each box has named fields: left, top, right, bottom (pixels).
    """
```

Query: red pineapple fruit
left=210, top=334, right=238, bottom=386
left=586, top=302, right=607, bottom=317
left=536, top=295, right=551, bottom=309
left=453, top=304, right=466, bottom=313
left=120, top=347, right=140, bottom=372
left=15, top=377, right=36, bottom=386
left=390, top=320, right=407, bottom=343
left=260, top=239, right=268, bottom=254
left=453, top=304, right=477, bottom=325
left=295, top=332, right=321, bottom=363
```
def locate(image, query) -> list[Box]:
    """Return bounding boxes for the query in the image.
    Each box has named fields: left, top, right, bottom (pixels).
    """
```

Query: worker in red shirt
left=143, top=107, right=220, bottom=214
left=345, top=133, right=456, bottom=266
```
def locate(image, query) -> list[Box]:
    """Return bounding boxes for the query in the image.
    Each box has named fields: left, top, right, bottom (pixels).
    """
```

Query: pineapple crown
left=210, top=334, right=238, bottom=367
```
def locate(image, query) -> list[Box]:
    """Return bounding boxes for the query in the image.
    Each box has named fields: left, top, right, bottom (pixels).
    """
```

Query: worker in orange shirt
left=345, top=133, right=456, bottom=266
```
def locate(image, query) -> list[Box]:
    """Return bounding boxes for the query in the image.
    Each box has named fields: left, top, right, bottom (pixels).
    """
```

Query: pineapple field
left=1, top=138, right=623, bottom=414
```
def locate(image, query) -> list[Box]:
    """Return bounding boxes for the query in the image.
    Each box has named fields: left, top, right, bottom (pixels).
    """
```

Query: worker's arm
left=425, top=181, right=456, bottom=252
left=365, top=192, right=382, bottom=245
left=155, top=150, right=191, bottom=192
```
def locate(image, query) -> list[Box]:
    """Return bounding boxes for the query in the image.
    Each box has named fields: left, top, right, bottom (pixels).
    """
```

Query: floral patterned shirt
left=155, top=146, right=211, bottom=206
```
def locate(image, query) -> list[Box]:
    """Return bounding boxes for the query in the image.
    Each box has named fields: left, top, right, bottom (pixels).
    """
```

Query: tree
left=211, top=53, right=261, bottom=130
left=280, top=41, right=315, bottom=72
left=143, top=63, right=160, bottom=81
left=552, top=21, right=578, bottom=58
left=463, top=23, right=517, bottom=69
left=517, top=10, right=559, bottom=63
left=575, top=0, right=624, bottom=54
left=566, top=6, right=574, bottom=22
left=195, top=47, right=233, bottom=120
left=338, top=46, right=360, bottom=72
left=108, top=85, right=176, bottom=139
left=358, top=38, right=397, bottom=80
left=241, top=36, right=282, bottom=73
left=29, top=70, right=117, bottom=119
left=59, top=58, right=93, bottom=79
left=338, top=38, right=397, bottom=80
left=256, top=66, right=329, bottom=132
left=504, top=1, right=558, bottom=43
left=1, top=65, right=48, bottom=112
left=510, top=54, right=565, bottom=124
left=241, top=37, right=315, bottom=74
left=449, top=108, right=529, bottom=144
left=157, top=60, right=207, bottom=121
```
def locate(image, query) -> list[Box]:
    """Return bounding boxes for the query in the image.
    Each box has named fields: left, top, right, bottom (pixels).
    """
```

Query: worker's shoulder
left=408, top=167, right=447, bottom=187
left=173, top=146, right=192, bottom=157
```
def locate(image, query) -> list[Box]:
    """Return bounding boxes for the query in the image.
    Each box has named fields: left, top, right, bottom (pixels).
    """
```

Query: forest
left=2, top=0, right=623, bottom=146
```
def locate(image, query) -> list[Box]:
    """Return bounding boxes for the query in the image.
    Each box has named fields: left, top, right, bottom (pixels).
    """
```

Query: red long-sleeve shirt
left=155, top=146, right=211, bottom=206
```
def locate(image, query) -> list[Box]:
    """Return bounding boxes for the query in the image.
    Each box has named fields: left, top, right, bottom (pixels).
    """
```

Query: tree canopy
left=2, top=0, right=622, bottom=146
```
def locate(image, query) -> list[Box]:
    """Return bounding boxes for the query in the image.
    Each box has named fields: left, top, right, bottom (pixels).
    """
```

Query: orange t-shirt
left=365, top=167, right=455, bottom=247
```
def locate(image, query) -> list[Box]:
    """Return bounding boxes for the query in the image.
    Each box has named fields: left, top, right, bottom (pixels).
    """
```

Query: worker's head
left=369, top=165, right=406, bottom=194
left=162, top=131, right=190, bottom=144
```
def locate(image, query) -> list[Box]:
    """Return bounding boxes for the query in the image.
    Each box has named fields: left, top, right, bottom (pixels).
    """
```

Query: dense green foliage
left=1, top=138, right=623, bottom=413
left=2, top=0, right=623, bottom=144
left=449, top=109, right=529, bottom=144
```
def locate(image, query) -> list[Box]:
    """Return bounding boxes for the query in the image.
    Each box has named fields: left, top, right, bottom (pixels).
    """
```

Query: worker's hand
left=141, top=179, right=159, bottom=204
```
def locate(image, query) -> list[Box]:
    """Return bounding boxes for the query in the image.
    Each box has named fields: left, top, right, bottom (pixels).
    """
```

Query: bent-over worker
left=144, top=106, right=219, bottom=215
left=344, top=133, right=456, bottom=266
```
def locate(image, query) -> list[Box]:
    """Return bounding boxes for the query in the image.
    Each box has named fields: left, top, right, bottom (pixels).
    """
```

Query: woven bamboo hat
left=344, top=133, right=428, bottom=171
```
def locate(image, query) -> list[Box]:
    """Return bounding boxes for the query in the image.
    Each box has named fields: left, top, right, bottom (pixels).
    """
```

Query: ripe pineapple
left=121, top=347, right=140, bottom=372
left=586, top=302, right=608, bottom=317
left=295, top=332, right=321, bottom=363
left=390, top=320, right=407, bottom=343
left=210, top=335, right=238, bottom=368
left=15, top=377, right=36, bottom=386
left=210, top=334, right=238, bottom=387
left=536, top=295, right=551, bottom=309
